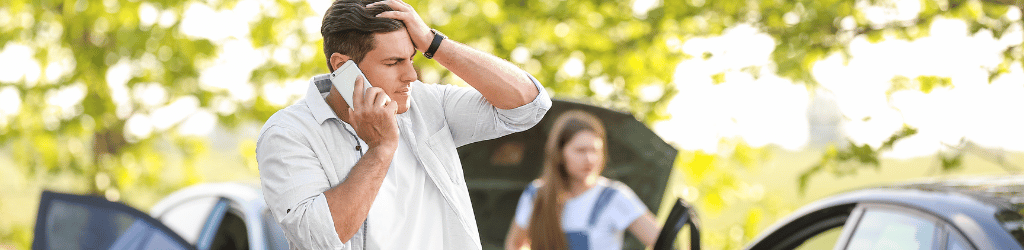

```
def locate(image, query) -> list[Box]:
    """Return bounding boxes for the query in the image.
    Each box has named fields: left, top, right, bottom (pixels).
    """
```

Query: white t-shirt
left=513, top=177, right=646, bottom=250
left=365, top=117, right=445, bottom=249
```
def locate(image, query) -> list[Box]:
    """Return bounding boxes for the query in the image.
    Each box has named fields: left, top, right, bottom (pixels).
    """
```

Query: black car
left=745, top=176, right=1024, bottom=250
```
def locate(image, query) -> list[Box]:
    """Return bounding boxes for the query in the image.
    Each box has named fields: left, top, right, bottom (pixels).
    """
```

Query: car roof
left=150, top=181, right=265, bottom=218
left=888, top=175, right=1024, bottom=212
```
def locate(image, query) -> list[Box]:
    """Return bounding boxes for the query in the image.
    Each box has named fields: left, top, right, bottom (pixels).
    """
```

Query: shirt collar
left=305, top=73, right=338, bottom=125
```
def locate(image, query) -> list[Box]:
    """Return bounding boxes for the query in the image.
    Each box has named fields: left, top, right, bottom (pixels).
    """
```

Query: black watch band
left=423, top=29, right=446, bottom=59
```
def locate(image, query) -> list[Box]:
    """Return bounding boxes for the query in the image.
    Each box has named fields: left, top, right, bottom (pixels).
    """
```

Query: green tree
left=1, top=0, right=1021, bottom=249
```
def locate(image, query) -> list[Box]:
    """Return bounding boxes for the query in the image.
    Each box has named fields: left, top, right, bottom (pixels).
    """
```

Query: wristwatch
left=423, top=29, right=446, bottom=59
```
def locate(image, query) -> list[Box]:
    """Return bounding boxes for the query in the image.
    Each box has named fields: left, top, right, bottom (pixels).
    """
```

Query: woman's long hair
left=528, top=110, right=607, bottom=250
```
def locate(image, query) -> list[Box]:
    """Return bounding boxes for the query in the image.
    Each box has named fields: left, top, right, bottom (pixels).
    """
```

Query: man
left=256, top=0, right=551, bottom=249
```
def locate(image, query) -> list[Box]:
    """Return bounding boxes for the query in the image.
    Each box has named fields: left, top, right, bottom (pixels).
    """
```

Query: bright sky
left=0, top=0, right=1021, bottom=158
left=654, top=5, right=1024, bottom=158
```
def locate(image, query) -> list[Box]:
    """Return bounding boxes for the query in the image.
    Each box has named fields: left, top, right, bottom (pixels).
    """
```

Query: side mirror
left=653, top=198, right=700, bottom=250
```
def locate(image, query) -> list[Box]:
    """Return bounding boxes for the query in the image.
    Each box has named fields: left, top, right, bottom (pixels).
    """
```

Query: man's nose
left=400, top=61, right=417, bottom=83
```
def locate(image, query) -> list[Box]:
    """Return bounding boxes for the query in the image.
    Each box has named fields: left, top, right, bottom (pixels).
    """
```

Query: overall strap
left=587, top=186, right=618, bottom=227
left=524, top=183, right=539, bottom=200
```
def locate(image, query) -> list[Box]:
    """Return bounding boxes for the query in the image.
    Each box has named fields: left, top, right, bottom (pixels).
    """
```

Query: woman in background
left=505, top=110, right=660, bottom=250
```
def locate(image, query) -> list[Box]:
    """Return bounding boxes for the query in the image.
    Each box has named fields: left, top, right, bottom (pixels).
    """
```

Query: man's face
left=358, top=30, right=418, bottom=114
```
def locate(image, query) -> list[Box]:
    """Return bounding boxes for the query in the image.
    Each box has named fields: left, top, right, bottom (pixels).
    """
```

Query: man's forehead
left=370, top=30, right=415, bottom=58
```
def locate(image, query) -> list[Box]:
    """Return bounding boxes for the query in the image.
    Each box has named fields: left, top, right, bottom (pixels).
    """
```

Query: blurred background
left=1, top=0, right=1022, bottom=249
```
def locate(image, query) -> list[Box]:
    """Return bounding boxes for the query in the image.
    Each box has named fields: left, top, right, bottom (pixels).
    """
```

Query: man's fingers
left=353, top=75, right=365, bottom=108
left=367, top=0, right=411, bottom=12
left=372, top=91, right=390, bottom=108
left=365, top=0, right=393, bottom=10
left=365, top=0, right=385, bottom=8
left=362, top=87, right=382, bottom=108
left=393, top=0, right=413, bottom=9
left=376, top=11, right=411, bottom=20
left=385, top=100, right=399, bottom=113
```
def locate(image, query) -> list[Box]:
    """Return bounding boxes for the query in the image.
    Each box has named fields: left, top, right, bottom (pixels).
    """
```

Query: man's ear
left=330, top=52, right=353, bottom=71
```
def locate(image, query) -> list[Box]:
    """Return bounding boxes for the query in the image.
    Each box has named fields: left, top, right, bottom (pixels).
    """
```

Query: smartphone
left=329, top=60, right=372, bottom=108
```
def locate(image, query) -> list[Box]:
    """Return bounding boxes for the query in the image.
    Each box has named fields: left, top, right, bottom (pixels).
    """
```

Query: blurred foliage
left=1, top=0, right=1022, bottom=249
left=800, top=126, right=918, bottom=193
left=888, top=75, right=954, bottom=95
left=670, top=140, right=794, bottom=249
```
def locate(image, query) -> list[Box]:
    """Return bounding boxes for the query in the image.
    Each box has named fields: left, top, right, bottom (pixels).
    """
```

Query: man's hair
left=321, top=0, right=405, bottom=71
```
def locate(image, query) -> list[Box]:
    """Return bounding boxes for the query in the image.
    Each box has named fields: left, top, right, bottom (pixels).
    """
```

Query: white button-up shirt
left=256, top=73, right=551, bottom=250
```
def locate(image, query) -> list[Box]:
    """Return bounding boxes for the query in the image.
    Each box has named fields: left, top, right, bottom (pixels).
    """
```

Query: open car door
left=33, top=191, right=195, bottom=250
left=653, top=198, right=701, bottom=250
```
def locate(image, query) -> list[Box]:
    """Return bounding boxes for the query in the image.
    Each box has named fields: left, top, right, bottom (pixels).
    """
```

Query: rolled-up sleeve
left=257, top=125, right=348, bottom=249
left=435, top=72, right=552, bottom=147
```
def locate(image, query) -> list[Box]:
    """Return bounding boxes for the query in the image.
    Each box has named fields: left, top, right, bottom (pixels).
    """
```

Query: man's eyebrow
left=381, top=51, right=416, bottom=62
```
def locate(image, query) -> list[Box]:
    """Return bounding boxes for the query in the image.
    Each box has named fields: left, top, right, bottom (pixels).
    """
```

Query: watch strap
left=424, top=29, right=446, bottom=59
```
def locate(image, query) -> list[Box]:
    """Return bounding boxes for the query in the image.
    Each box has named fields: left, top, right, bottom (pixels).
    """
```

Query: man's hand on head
left=368, top=0, right=433, bottom=53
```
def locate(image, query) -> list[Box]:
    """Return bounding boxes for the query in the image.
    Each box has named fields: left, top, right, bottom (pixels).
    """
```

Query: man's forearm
left=323, top=145, right=395, bottom=242
left=432, top=39, right=540, bottom=109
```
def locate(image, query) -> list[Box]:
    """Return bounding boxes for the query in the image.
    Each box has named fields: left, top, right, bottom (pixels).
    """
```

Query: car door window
left=946, top=234, right=968, bottom=250
left=208, top=211, right=248, bottom=250
left=945, top=228, right=971, bottom=250
left=845, top=209, right=937, bottom=250
left=795, top=226, right=844, bottom=250
left=33, top=191, right=193, bottom=250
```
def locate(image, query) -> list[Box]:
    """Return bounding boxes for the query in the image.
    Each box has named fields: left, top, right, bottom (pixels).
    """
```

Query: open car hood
left=459, top=99, right=678, bottom=249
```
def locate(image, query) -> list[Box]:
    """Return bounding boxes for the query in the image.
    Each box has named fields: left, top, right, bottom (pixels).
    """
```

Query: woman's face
left=562, top=131, right=605, bottom=185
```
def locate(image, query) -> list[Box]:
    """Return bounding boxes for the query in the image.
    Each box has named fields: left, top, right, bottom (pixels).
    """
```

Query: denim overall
left=565, top=186, right=618, bottom=250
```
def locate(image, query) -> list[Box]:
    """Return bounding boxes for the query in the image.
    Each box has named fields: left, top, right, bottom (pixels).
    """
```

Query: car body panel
left=150, top=182, right=286, bottom=250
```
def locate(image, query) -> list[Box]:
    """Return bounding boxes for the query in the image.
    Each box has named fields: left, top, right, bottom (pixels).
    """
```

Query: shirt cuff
left=496, top=72, right=552, bottom=121
left=311, top=193, right=349, bottom=248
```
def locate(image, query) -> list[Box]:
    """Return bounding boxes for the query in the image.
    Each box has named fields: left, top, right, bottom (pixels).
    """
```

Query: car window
left=33, top=191, right=193, bottom=250
left=209, top=211, right=248, bottom=250
left=946, top=232, right=969, bottom=250
left=845, top=209, right=937, bottom=250
left=795, top=226, right=844, bottom=250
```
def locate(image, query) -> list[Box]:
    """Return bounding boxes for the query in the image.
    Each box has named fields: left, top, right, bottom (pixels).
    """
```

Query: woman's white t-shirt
left=513, top=177, right=646, bottom=250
